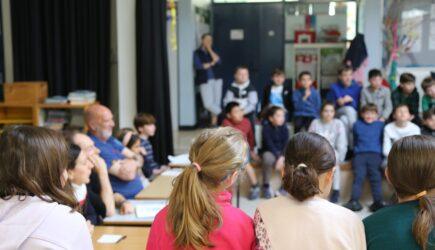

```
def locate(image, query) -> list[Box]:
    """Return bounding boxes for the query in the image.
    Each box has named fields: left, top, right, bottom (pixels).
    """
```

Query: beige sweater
left=255, top=195, right=366, bottom=250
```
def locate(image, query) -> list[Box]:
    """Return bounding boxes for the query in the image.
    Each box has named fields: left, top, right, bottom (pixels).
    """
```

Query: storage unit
left=0, top=82, right=95, bottom=130
left=285, top=43, right=346, bottom=91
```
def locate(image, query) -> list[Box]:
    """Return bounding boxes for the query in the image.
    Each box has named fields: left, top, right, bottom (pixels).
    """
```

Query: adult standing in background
left=194, top=33, right=222, bottom=126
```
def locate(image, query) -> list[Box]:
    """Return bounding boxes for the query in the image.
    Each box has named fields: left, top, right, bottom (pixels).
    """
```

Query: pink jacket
left=147, top=191, right=256, bottom=250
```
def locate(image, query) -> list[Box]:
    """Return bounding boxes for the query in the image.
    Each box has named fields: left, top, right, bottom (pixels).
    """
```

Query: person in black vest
left=194, top=33, right=222, bottom=126
left=261, top=69, right=293, bottom=120
left=223, top=66, right=259, bottom=132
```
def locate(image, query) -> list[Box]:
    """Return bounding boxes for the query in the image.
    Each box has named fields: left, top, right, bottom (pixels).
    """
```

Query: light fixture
left=329, top=2, right=336, bottom=16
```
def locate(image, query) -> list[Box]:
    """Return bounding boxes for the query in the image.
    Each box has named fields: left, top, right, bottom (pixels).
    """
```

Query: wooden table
left=92, top=226, right=149, bottom=250
left=135, top=170, right=181, bottom=200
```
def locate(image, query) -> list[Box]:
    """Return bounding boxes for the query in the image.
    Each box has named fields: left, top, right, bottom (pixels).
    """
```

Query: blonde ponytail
left=167, top=127, right=248, bottom=249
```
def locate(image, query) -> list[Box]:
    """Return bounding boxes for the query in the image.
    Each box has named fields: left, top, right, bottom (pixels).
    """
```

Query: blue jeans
left=351, top=152, right=383, bottom=202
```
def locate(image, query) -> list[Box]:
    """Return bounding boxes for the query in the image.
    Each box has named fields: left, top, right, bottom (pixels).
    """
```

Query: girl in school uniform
left=255, top=132, right=366, bottom=250
left=363, top=135, right=435, bottom=250
left=0, top=126, right=92, bottom=250
left=147, top=127, right=256, bottom=250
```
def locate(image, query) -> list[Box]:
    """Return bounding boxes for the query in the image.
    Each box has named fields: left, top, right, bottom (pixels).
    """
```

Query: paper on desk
left=161, top=168, right=183, bottom=177
left=168, top=154, right=190, bottom=165
left=135, top=203, right=166, bottom=218
left=97, top=234, right=125, bottom=244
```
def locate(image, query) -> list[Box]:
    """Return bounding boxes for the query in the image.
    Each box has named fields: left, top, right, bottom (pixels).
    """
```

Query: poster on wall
left=401, top=10, right=423, bottom=53
left=230, top=29, right=244, bottom=40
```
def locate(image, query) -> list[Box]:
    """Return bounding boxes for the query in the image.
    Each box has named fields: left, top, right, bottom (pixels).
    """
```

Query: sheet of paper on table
left=161, top=168, right=183, bottom=177
left=97, top=234, right=125, bottom=244
left=168, top=154, right=190, bottom=165
left=103, top=200, right=168, bottom=225
left=135, top=203, right=167, bottom=218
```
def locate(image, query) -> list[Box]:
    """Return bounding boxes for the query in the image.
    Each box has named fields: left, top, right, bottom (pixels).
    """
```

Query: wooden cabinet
left=0, top=82, right=95, bottom=130
left=0, top=102, right=95, bottom=129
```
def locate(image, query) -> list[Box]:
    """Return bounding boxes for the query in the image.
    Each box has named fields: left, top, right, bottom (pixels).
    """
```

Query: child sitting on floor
left=309, top=102, right=347, bottom=203
left=421, top=107, right=435, bottom=137
left=391, top=73, right=420, bottom=125
left=293, top=71, right=321, bottom=133
left=222, top=102, right=260, bottom=200
left=261, top=106, right=289, bottom=199
left=383, top=104, right=421, bottom=158
left=421, top=76, right=435, bottom=112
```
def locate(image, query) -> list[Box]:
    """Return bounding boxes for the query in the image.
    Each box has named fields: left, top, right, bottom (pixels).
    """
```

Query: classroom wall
left=113, top=0, right=137, bottom=128
left=178, top=0, right=197, bottom=127
left=361, top=0, right=383, bottom=85
left=1, top=0, right=13, bottom=82
left=110, top=0, right=119, bottom=127
left=167, top=19, right=179, bottom=135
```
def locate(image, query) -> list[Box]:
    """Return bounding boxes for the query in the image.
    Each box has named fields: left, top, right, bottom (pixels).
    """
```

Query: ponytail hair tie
left=192, top=162, right=202, bottom=172
left=415, top=190, right=427, bottom=199
left=296, top=163, right=307, bottom=170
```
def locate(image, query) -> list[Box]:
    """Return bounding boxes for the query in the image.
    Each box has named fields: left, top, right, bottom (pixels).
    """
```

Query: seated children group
left=1, top=65, right=434, bottom=249
left=221, top=64, right=434, bottom=204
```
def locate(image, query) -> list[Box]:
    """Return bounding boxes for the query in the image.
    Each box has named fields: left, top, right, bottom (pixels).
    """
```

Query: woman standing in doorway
left=194, top=33, right=222, bottom=126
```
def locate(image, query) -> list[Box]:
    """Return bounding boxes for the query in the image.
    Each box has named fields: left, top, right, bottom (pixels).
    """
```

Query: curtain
left=136, top=0, right=174, bottom=164
left=10, top=0, right=111, bottom=105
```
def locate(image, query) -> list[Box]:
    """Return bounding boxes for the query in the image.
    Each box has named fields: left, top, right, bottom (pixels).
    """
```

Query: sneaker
left=275, top=187, right=288, bottom=196
left=329, top=190, right=340, bottom=203
left=262, top=186, right=273, bottom=199
left=369, top=201, right=386, bottom=212
left=248, top=185, right=260, bottom=200
left=343, top=200, right=363, bottom=212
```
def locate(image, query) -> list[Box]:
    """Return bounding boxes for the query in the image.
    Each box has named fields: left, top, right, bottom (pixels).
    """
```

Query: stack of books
left=44, top=110, right=68, bottom=130
left=44, top=96, right=68, bottom=104
left=67, top=90, right=96, bottom=104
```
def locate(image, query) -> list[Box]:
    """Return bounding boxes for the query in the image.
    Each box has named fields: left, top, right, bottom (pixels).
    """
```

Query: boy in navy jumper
left=293, top=71, right=321, bottom=133
left=261, top=106, right=289, bottom=198
left=344, top=104, right=385, bottom=212
left=134, top=113, right=169, bottom=179
left=326, top=65, right=362, bottom=147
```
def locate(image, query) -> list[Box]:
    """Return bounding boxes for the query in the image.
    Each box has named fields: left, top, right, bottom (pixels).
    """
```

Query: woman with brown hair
left=0, top=126, right=93, bottom=249
left=255, top=132, right=366, bottom=250
left=147, top=127, right=256, bottom=250
left=364, top=135, right=435, bottom=250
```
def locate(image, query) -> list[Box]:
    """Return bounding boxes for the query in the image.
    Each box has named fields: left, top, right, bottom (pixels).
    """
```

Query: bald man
left=85, top=104, right=143, bottom=199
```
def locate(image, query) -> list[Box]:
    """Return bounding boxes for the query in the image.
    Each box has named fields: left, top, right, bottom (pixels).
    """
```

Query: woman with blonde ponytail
left=364, top=135, right=435, bottom=250
left=147, top=127, right=256, bottom=250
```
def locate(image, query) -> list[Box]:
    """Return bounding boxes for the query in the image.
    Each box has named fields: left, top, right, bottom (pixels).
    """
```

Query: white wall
left=361, top=0, right=383, bottom=85
left=167, top=19, right=179, bottom=134
left=178, top=0, right=197, bottom=126
left=2, top=0, right=13, bottom=82
left=113, top=0, right=137, bottom=128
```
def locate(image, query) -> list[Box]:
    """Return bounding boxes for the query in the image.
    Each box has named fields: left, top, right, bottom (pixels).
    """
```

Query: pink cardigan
left=147, top=191, right=256, bottom=250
